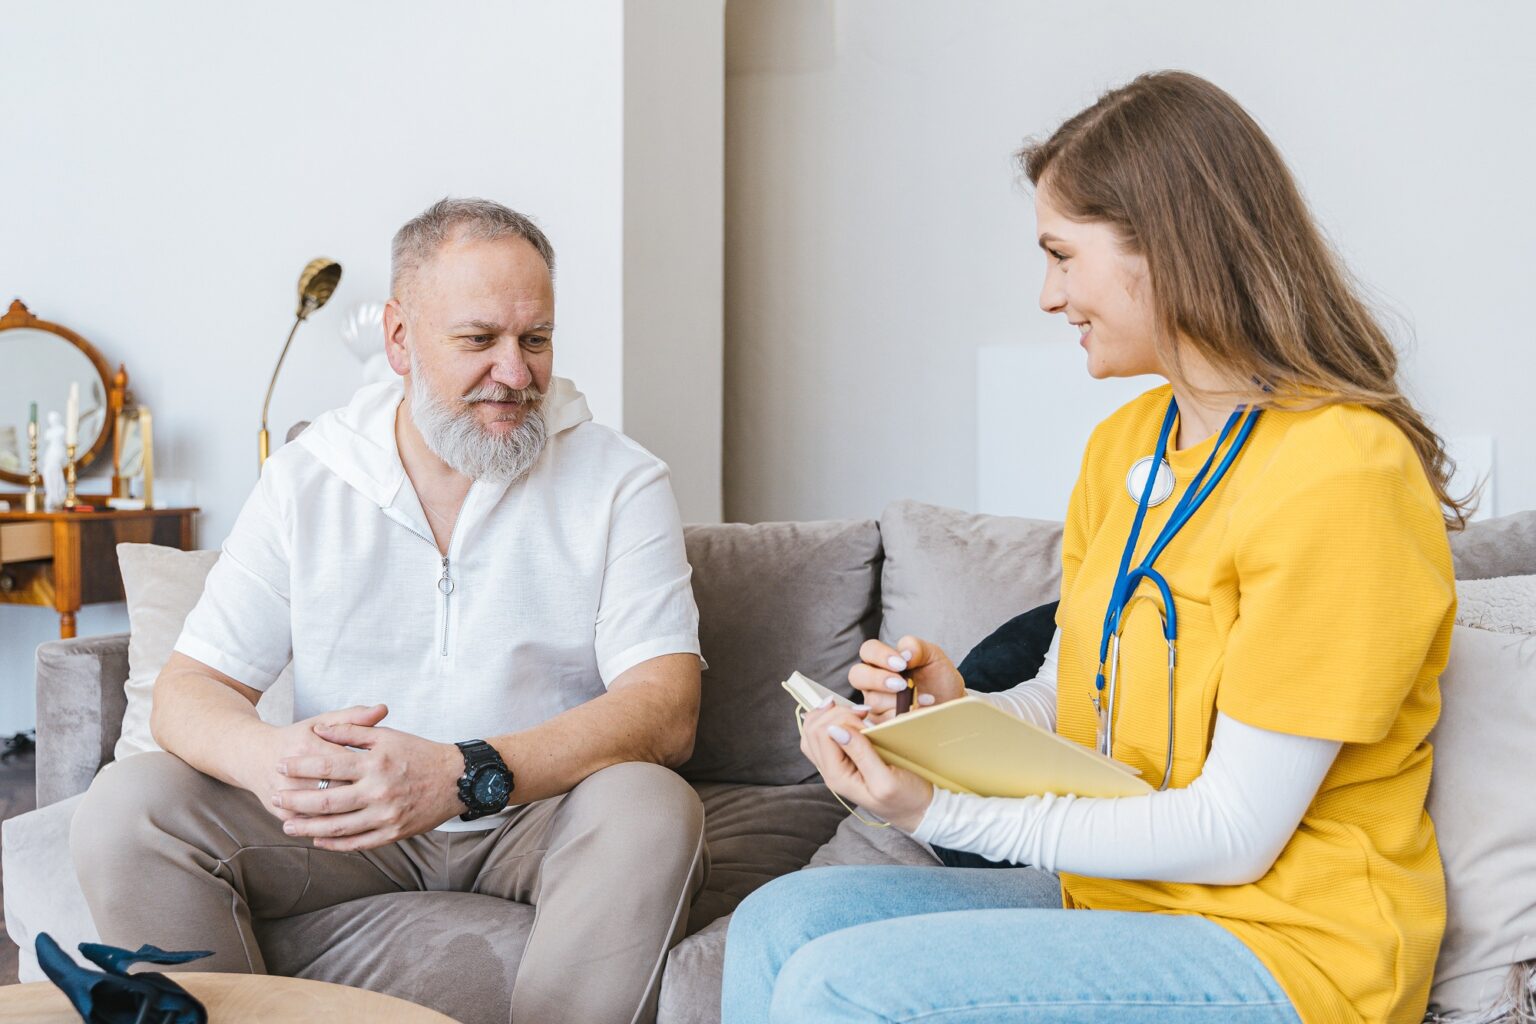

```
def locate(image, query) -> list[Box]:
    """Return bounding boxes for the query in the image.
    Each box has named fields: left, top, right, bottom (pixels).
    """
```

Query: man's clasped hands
left=239, top=704, right=467, bottom=853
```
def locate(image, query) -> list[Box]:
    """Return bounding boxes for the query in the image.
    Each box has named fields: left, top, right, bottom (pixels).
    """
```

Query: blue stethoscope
left=1094, top=396, right=1262, bottom=790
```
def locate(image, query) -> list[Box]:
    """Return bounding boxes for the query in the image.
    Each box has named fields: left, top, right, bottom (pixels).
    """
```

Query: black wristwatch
left=454, top=740, right=514, bottom=821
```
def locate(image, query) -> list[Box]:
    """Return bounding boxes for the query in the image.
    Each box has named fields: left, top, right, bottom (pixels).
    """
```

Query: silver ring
left=316, top=779, right=332, bottom=790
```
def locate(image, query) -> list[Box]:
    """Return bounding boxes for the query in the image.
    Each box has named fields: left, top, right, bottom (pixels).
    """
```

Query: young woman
left=721, top=71, right=1463, bottom=1024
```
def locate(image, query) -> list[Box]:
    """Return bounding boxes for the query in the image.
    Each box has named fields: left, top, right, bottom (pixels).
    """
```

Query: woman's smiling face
left=1035, top=182, right=1163, bottom=380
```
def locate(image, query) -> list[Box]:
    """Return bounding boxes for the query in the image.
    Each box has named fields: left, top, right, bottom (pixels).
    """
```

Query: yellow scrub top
left=1054, top=386, right=1453, bottom=1024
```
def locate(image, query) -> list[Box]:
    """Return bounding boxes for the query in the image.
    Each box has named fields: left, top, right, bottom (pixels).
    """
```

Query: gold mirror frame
left=0, top=299, right=120, bottom=487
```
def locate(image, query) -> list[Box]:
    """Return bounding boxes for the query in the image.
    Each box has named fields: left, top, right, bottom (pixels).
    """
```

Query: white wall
left=723, top=0, right=1536, bottom=524
left=623, top=1, right=725, bottom=524
left=0, top=1, right=722, bottom=735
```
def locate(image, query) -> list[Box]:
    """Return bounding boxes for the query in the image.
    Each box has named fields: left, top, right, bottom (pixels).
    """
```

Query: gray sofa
left=4, top=501, right=1534, bottom=1024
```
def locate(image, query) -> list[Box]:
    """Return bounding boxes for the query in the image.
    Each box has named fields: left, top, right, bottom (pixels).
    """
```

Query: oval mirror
left=0, top=300, right=116, bottom=486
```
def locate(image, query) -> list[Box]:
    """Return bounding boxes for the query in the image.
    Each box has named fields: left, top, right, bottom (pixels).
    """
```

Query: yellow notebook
left=782, top=671, right=1152, bottom=799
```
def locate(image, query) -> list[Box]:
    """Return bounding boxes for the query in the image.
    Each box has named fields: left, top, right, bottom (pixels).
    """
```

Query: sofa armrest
left=35, top=633, right=129, bottom=807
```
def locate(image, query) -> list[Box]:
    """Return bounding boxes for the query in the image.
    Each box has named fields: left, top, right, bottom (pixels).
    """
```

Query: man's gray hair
left=391, top=197, right=556, bottom=299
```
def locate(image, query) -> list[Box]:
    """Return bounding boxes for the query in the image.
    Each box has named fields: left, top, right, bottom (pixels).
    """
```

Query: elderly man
left=72, top=198, right=707, bottom=1024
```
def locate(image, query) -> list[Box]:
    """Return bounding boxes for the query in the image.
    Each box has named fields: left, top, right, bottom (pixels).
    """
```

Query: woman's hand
left=800, top=702, right=934, bottom=832
left=848, top=635, right=965, bottom=725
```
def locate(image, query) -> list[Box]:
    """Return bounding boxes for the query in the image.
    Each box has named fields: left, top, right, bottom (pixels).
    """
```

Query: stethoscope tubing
left=1093, top=397, right=1262, bottom=787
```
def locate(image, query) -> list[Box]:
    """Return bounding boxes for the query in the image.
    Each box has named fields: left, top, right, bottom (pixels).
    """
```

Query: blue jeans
left=721, top=865, right=1302, bottom=1024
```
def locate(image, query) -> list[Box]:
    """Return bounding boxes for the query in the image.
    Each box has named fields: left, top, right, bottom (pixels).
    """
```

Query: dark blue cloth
left=36, top=931, right=211, bottom=1024
left=930, top=600, right=1059, bottom=870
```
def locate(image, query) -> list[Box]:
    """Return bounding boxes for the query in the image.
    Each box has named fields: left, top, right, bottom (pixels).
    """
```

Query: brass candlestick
left=24, top=421, right=39, bottom=513
left=64, top=442, right=79, bottom=507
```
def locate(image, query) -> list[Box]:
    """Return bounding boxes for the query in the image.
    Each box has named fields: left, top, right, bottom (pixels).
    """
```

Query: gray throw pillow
left=878, top=500, right=1063, bottom=665
left=679, top=520, right=882, bottom=786
left=1450, top=510, right=1536, bottom=581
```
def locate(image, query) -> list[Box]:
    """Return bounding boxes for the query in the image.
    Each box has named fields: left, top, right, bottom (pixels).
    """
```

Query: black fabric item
left=932, top=600, right=1060, bottom=870
left=954, top=600, right=1059, bottom=693
left=37, top=931, right=212, bottom=1024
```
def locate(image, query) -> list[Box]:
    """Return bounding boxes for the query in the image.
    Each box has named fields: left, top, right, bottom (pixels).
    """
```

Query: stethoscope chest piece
left=1125, top=455, right=1175, bottom=506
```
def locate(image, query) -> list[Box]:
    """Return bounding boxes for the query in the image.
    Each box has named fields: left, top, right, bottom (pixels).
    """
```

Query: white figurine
left=41, top=411, right=67, bottom=510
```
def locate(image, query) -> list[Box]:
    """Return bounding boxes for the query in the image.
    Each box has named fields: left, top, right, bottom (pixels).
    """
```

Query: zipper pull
left=438, top=557, right=454, bottom=657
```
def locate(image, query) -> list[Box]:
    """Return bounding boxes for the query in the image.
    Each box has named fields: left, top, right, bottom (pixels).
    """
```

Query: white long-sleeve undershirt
left=915, top=630, right=1342, bottom=885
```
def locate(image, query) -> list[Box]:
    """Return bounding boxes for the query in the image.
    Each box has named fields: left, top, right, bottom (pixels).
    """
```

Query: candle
left=65, top=382, right=79, bottom=446
left=29, top=402, right=37, bottom=426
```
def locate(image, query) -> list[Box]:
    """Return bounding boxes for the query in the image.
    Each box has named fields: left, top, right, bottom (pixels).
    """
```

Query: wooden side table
left=0, top=502, right=199, bottom=638
left=0, top=972, right=458, bottom=1022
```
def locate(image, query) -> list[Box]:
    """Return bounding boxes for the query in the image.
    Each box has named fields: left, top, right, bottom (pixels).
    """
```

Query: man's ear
left=382, top=298, right=411, bottom=377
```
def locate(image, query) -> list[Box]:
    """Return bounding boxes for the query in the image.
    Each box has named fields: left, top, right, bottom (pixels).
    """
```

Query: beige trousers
left=71, top=752, right=708, bottom=1024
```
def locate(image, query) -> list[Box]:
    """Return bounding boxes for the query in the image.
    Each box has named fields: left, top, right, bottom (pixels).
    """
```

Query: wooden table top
left=0, top=505, right=198, bottom=522
left=0, top=972, right=458, bottom=1022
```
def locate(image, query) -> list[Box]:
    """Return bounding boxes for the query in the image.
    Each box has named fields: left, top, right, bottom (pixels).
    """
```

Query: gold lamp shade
left=296, top=258, right=343, bottom=319
left=260, top=257, right=343, bottom=466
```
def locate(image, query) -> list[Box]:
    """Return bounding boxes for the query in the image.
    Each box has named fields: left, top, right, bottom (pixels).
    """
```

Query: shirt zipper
left=438, top=555, right=455, bottom=657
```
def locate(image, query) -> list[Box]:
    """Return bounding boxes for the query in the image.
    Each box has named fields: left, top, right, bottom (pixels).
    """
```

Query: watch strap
left=455, top=739, right=512, bottom=821
left=455, top=739, right=500, bottom=769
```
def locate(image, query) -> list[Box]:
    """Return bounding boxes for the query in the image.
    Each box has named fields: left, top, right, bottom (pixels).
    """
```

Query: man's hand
left=800, top=702, right=933, bottom=832
left=237, top=703, right=390, bottom=823
left=271, top=716, right=465, bottom=852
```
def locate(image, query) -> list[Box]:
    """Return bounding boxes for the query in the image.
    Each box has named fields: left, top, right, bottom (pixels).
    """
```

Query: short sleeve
left=593, top=459, right=701, bottom=686
left=1218, top=460, right=1454, bottom=744
left=174, top=471, right=294, bottom=691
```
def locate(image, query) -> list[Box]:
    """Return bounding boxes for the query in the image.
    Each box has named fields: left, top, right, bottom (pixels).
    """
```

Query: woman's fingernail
left=886, top=655, right=908, bottom=671
left=275, top=764, right=288, bottom=776
left=828, top=726, right=851, bottom=744
left=917, top=693, right=936, bottom=706
left=853, top=703, right=870, bottom=711
left=282, top=821, right=297, bottom=835
left=884, top=676, right=907, bottom=692
left=899, top=649, right=915, bottom=661
left=816, top=695, right=834, bottom=709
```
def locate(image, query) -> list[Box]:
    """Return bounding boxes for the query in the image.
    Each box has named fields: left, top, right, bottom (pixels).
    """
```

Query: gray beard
left=408, top=359, right=549, bottom=483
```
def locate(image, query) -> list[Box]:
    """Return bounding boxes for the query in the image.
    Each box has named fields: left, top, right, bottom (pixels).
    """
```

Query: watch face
left=471, top=767, right=512, bottom=808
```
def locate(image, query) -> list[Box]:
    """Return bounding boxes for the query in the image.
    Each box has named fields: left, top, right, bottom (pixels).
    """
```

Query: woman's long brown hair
left=1021, top=71, right=1472, bottom=528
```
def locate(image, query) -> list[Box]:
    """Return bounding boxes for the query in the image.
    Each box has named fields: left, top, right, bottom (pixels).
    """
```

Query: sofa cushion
left=1, top=793, right=96, bottom=981
left=1427, top=606, right=1536, bottom=1018
left=659, top=915, right=732, bottom=1024
left=114, top=544, right=293, bottom=761
left=258, top=785, right=847, bottom=1024
left=256, top=891, right=532, bottom=1024
left=805, top=808, right=942, bottom=869
left=1449, top=509, right=1536, bottom=581
left=679, top=520, right=881, bottom=785
left=689, top=781, right=847, bottom=935
left=878, top=501, right=1063, bottom=664
left=659, top=805, right=945, bottom=1024
left=660, top=811, right=1062, bottom=1024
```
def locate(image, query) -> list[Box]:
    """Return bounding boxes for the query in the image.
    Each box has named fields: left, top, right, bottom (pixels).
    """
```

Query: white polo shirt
left=175, top=378, right=700, bottom=830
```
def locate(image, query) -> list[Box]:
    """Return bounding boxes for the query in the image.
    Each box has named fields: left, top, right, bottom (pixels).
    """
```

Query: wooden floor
left=0, top=752, right=37, bottom=985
